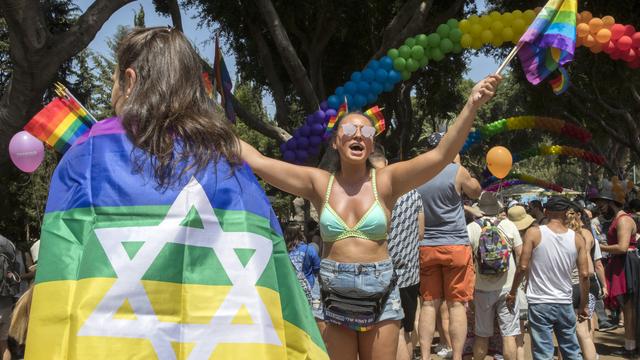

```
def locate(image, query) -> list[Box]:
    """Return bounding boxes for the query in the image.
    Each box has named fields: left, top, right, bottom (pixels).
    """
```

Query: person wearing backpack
left=0, top=234, right=20, bottom=360
left=467, top=192, right=522, bottom=360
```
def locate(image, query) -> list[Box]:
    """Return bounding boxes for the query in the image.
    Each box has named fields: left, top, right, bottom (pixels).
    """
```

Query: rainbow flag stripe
left=517, top=0, right=577, bottom=86
left=363, top=106, right=385, bottom=135
left=549, top=67, right=570, bottom=94
left=24, top=97, right=96, bottom=153
left=324, top=103, right=347, bottom=138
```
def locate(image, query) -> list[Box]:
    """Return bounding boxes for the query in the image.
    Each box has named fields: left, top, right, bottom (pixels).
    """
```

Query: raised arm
left=382, top=75, right=501, bottom=199
left=240, top=140, right=326, bottom=204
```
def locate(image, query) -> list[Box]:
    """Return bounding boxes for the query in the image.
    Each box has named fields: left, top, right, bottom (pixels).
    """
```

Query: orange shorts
left=419, top=245, right=475, bottom=302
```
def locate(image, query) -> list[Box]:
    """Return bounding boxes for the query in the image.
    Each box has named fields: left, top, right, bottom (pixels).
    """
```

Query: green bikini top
left=319, top=169, right=388, bottom=243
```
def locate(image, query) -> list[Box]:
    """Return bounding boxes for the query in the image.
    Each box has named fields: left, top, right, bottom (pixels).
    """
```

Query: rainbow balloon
left=483, top=173, right=564, bottom=193
left=512, top=144, right=606, bottom=165
left=461, top=116, right=592, bottom=153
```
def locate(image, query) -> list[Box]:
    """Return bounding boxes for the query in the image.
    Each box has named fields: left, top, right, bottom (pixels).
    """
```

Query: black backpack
left=0, top=236, right=21, bottom=297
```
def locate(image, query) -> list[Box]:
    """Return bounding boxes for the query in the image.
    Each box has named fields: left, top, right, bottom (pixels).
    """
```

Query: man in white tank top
left=506, top=196, right=590, bottom=359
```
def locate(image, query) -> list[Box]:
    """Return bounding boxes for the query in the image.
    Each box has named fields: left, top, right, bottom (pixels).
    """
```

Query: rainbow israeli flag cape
left=517, top=0, right=577, bottom=86
left=26, top=117, right=327, bottom=360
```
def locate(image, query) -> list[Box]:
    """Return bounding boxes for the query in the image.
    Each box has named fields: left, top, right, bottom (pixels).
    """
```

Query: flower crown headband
left=324, top=97, right=386, bottom=138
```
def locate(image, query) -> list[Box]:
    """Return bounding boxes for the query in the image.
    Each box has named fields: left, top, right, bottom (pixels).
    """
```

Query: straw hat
left=507, top=205, right=536, bottom=231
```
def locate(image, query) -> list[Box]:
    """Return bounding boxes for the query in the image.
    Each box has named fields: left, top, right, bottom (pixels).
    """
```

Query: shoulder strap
left=324, top=173, right=335, bottom=205
left=371, top=168, right=379, bottom=202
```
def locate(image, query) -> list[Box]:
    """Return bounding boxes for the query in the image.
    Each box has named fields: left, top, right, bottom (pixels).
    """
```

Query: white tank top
left=527, top=225, right=577, bottom=304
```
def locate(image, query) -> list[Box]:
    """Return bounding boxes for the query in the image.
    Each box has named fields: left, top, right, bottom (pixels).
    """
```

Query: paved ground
left=418, top=326, right=638, bottom=359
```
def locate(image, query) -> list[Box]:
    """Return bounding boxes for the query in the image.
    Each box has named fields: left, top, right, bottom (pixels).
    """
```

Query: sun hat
left=507, top=205, right=536, bottom=231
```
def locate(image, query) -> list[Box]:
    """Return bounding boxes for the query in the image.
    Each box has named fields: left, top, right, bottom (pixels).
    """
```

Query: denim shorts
left=316, top=259, right=404, bottom=327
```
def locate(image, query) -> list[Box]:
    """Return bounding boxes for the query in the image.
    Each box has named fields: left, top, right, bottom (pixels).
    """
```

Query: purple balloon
left=320, top=100, right=328, bottom=110
left=9, top=131, right=44, bottom=173
left=309, top=136, right=323, bottom=146
left=305, top=114, right=315, bottom=124
left=286, top=138, right=298, bottom=150
left=309, top=146, right=321, bottom=156
left=300, top=125, right=311, bottom=137
left=297, top=136, right=310, bottom=149
left=325, top=109, right=337, bottom=118
left=295, top=150, right=308, bottom=162
left=311, top=123, right=325, bottom=136
left=279, top=142, right=287, bottom=154
left=314, top=110, right=326, bottom=122
left=283, top=150, right=296, bottom=162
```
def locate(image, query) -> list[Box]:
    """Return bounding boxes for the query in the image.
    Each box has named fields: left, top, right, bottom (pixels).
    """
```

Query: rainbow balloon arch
left=280, top=9, right=640, bottom=163
left=484, top=174, right=564, bottom=193
left=461, top=116, right=593, bottom=153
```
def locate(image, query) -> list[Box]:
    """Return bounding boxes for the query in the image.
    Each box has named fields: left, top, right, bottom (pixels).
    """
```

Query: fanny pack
left=320, top=274, right=396, bottom=332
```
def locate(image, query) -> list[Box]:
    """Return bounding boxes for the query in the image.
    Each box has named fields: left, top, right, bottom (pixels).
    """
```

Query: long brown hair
left=116, top=27, right=240, bottom=188
left=284, top=223, right=306, bottom=252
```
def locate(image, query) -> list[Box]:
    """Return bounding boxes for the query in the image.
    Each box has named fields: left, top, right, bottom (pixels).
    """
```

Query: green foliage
left=0, top=150, right=58, bottom=244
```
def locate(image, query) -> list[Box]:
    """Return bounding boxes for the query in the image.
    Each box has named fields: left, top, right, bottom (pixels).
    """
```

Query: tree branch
left=253, top=0, right=318, bottom=112
left=231, top=95, right=290, bottom=142
left=378, top=0, right=425, bottom=53
left=247, top=21, right=290, bottom=128
left=165, top=0, right=184, bottom=32
left=50, top=0, right=135, bottom=74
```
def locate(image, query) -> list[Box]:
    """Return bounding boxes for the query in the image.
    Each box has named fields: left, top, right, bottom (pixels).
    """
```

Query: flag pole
left=494, top=43, right=523, bottom=75
left=55, top=82, right=98, bottom=123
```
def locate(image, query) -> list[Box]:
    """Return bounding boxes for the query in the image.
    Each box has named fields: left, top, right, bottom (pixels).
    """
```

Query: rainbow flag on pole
left=214, top=37, right=236, bottom=123
left=24, top=96, right=96, bottom=153
left=26, top=117, right=328, bottom=360
left=517, top=0, right=577, bottom=87
left=324, top=102, right=347, bottom=138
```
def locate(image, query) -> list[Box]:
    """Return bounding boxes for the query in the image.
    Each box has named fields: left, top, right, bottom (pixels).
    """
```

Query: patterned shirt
left=388, top=189, right=423, bottom=287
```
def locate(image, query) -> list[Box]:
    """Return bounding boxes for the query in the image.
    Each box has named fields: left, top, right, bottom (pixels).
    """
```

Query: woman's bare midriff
left=322, top=237, right=390, bottom=263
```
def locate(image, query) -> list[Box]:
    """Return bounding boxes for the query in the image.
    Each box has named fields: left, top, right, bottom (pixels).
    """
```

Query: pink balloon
left=9, top=131, right=44, bottom=173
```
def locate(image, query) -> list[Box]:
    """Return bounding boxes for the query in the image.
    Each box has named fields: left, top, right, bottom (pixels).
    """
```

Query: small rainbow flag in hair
left=363, top=105, right=385, bottom=136
left=24, top=83, right=96, bottom=153
left=517, top=0, right=576, bottom=92
left=549, top=67, right=570, bottom=95
left=324, top=102, right=347, bottom=138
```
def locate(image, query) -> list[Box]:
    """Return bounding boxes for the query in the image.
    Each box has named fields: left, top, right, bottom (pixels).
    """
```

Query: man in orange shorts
left=416, top=133, right=481, bottom=360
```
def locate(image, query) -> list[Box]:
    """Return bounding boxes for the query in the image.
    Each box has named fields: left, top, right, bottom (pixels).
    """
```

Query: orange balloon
left=577, top=23, right=590, bottom=37
left=602, top=15, right=615, bottom=27
left=486, top=146, right=513, bottom=179
left=596, top=28, right=611, bottom=44
left=581, top=11, right=593, bottom=23
left=589, top=18, right=604, bottom=34
left=584, top=34, right=596, bottom=47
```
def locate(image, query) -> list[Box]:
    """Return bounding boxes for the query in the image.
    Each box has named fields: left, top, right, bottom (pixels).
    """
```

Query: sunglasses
left=341, top=123, right=376, bottom=139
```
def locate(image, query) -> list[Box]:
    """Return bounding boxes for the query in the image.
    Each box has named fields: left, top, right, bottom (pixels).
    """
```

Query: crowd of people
left=285, top=168, right=640, bottom=360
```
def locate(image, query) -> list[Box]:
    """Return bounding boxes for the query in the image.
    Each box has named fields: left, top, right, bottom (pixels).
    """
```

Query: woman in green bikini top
left=240, top=75, right=500, bottom=360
